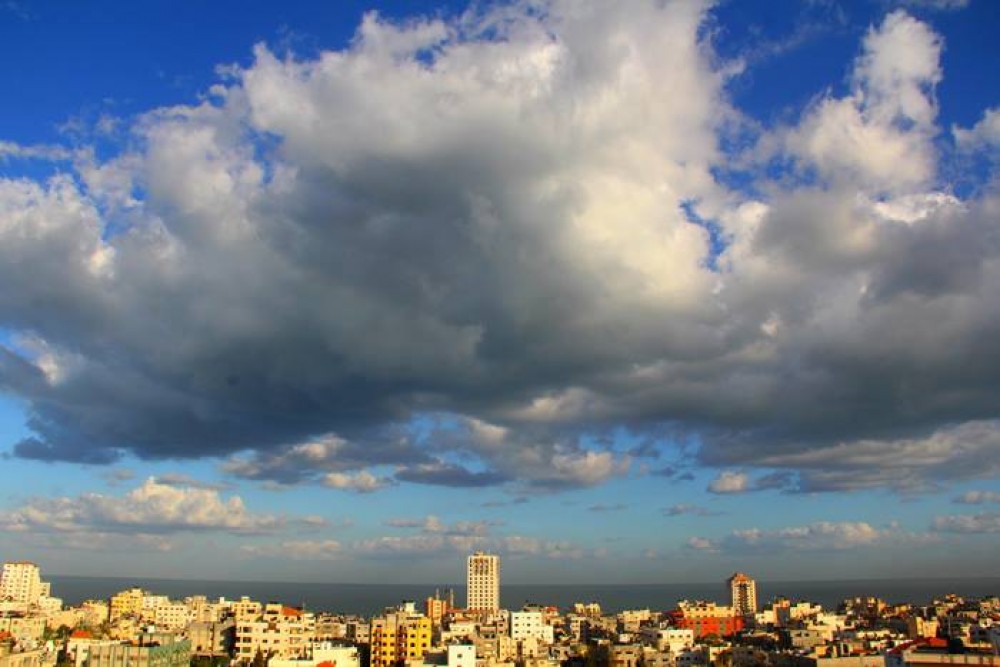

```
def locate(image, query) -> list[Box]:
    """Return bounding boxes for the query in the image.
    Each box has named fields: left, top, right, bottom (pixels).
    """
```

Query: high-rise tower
left=466, top=551, right=500, bottom=612
left=728, top=572, right=757, bottom=617
left=0, top=561, right=44, bottom=607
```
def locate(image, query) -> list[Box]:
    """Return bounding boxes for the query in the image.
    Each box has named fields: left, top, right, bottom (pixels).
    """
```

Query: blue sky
left=1, top=0, right=999, bottom=586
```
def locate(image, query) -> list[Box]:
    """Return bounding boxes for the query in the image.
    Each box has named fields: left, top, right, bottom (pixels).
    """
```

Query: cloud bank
left=1, top=1, right=999, bottom=495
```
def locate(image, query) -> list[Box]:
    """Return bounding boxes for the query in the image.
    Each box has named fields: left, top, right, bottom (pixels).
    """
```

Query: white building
left=510, top=611, right=553, bottom=644
left=268, top=643, right=360, bottom=667
left=466, top=552, right=500, bottom=612
left=234, top=604, right=316, bottom=662
left=638, top=627, right=694, bottom=654
left=448, top=645, right=476, bottom=667
left=0, top=562, right=45, bottom=608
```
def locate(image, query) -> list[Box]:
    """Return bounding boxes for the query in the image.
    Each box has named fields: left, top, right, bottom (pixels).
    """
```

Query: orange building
left=668, top=601, right=745, bottom=638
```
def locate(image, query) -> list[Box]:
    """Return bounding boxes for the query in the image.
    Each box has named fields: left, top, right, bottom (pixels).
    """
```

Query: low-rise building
left=670, top=602, right=743, bottom=639
left=82, top=638, right=191, bottom=667
left=186, top=620, right=235, bottom=657
left=268, top=642, right=360, bottom=667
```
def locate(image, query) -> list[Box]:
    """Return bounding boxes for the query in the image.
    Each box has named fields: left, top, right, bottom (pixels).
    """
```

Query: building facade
left=0, top=563, right=44, bottom=608
left=466, top=552, right=500, bottom=612
left=728, top=573, right=758, bottom=617
left=370, top=608, right=432, bottom=667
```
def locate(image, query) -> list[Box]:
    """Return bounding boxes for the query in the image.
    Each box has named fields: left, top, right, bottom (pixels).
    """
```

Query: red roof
left=70, top=630, right=93, bottom=639
left=887, top=637, right=949, bottom=655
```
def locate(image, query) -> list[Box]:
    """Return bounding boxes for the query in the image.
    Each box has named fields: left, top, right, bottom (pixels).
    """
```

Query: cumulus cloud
left=322, top=471, right=394, bottom=493
left=708, top=471, right=750, bottom=494
left=430, top=418, right=632, bottom=492
left=954, top=108, right=1000, bottom=152
left=0, top=1, right=999, bottom=497
left=221, top=435, right=426, bottom=485
left=0, top=478, right=287, bottom=535
left=779, top=10, right=942, bottom=192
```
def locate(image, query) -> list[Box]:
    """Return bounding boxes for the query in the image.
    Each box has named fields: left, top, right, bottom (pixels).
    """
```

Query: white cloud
left=954, top=108, right=1000, bottom=152
left=0, top=141, right=78, bottom=162
left=708, top=471, right=749, bottom=494
left=781, top=11, right=942, bottom=192
left=685, top=536, right=717, bottom=552
left=0, top=478, right=286, bottom=535
left=439, top=417, right=632, bottom=492
left=321, top=471, right=394, bottom=493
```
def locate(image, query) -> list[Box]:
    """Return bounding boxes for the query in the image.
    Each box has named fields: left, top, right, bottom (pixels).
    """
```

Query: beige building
left=0, top=614, right=45, bottom=641
left=108, top=589, right=144, bottom=622
left=151, top=603, right=192, bottom=631
left=728, top=573, right=758, bottom=617
left=228, top=597, right=263, bottom=624
left=187, top=620, right=235, bottom=657
left=467, top=552, right=500, bottom=613
left=234, top=604, right=315, bottom=663
left=0, top=647, right=50, bottom=667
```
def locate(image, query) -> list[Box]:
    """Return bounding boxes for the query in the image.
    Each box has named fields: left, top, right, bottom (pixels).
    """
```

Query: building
left=466, top=552, right=500, bottom=612
left=728, top=573, right=758, bottom=617
left=426, top=590, right=453, bottom=627
left=268, top=643, right=360, bottom=667
left=234, top=603, right=315, bottom=663
left=370, top=605, right=432, bottom=667
left=638, top=627, right=694, bottom=653
left=108, top=588, right=145, bottom=622
left=669, top=601, right=744, bottom=639
left=187, top=620, right=235, bottom=657
left=510, top=611, right=553, bottom=644
left=0, top=563, right=45, bottom=608
left=82, top=637, right=191, bottom=667
left=448, top=645, right=475, bottom=667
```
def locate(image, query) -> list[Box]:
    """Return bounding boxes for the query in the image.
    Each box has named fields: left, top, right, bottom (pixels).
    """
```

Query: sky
left=1, top=0, right=999, bottom=587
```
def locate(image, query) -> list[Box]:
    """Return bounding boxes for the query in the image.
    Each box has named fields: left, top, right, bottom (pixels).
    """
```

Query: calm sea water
left=46, top=576, right=1000, bottom=617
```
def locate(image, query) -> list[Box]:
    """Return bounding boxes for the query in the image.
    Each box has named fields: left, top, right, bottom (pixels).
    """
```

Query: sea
left=46, top=576, right=1000, bottom=617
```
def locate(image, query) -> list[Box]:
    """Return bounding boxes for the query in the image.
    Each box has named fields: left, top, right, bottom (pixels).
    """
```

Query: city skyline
left=1, top=0, right=1000, bottom=584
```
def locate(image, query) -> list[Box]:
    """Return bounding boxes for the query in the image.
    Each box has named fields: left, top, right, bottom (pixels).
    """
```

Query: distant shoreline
left=46, top=574, right=1000, bottom=616
left=45, top=573, right=1000, bottom=587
